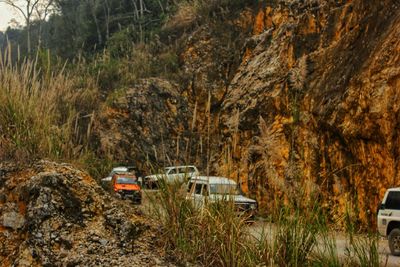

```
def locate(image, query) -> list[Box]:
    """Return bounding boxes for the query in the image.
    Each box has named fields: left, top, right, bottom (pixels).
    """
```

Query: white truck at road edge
left=377, top=187, right=400, bottom=256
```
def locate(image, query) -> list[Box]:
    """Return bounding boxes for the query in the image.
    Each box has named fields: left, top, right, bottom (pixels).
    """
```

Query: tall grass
left=345, top=234, right=380, bottom=267
left=272, top=207, right=321, bottom=266
left=0, top=47, right=98, bottom=162
left=147, top=178, right=254, bottom=266
left=343, top=202, right=381, bottom=267
left=148, top=178, right=382, bottom=266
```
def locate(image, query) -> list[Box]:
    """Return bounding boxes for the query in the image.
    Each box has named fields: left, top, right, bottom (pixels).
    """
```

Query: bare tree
left=34, top=0, right=54, bottom=48
left=130, top=0, right=149, bottom=43
left=102, top=0, right=110, bottom=42
left=1, top=0, right=40, bottom=53
left=87, top=0, right=102, bottom=45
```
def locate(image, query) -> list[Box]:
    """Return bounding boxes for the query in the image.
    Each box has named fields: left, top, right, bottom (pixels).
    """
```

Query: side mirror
left=379, top=203, right=385, bottom=210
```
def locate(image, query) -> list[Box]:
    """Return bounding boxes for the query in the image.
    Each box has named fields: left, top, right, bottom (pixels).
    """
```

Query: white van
left=186, top=176, right=257, bottom=216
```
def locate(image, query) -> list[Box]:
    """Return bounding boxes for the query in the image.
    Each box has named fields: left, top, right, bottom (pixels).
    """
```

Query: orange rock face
left=218, top=0, right=400, bottom=228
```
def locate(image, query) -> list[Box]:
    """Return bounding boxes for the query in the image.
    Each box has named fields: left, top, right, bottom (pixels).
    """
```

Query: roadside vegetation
left=147, top=179, right=381, bottom=267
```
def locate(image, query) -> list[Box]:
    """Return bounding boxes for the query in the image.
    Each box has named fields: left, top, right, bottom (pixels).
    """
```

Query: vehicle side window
left=177, top=168, right=185, bottom=174
left=386, top=191, right=400, bottom=210
left=167, top=168, right=177, bottom=175
left=188, top=182, right=194, bottom=193
left=195, top=184, right=202, bottom=194
left=202, top=185, right=208, bottom=196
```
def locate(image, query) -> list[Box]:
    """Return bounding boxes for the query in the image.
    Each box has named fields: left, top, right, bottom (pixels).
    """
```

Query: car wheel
left=389, top=228, right=400, bottom=256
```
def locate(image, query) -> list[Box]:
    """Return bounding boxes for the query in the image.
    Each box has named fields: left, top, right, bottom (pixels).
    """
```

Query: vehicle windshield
left=209, top=184, right=239, bottom=195
left=109, top=168, right=127, bottom=176
left=178, top=167, right=194, bottom=174
left=116, top=177, right=137, bottom=184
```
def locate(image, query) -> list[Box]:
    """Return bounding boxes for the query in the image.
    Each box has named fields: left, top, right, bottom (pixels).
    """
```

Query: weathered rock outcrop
left=179, top=15, right=253, bottom=108
left=218, top=0, right=400, bottom=227
left=0, top=161, right=171, bottom=266
left=95, top=78, right=191, bottom=169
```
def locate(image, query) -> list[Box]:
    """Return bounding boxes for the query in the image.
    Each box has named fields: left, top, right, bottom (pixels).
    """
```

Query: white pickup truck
left=144, top=165, right=199, bottom=188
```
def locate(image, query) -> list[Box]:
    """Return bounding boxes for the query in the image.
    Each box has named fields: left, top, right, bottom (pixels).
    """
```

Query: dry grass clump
left=164, top=1, right=198, bottom=31
left=164, top=0, right=252, bottom=33
left=288, top=55, right=308, bottom=93
left=0, top=48, right=98, bottom=162
left=147, top=179, right=254, bottom=266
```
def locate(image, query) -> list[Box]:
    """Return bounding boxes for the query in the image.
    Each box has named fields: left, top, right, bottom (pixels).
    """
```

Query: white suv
left=186, top=176, right=257, bottom=216
left=377, top=188, right=400, bottom=255
left=144, top=165, right=199, bottom=188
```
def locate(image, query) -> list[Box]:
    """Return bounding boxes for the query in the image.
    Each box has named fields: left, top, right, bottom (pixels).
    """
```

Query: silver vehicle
left=377, top=188, right=400, bottom=255
left=186, top=176, right=257, bottom=216
left=144, top=165, right=199, bottom=188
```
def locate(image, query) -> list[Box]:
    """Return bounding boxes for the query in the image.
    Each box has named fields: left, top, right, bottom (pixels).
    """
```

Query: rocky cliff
left=95, top=78, right=191, bottom=169
left=90, top=0, right=399, bottom=227
left=217, top=0, right=400, bottom=227
left=0, top=161, right=171, bottom=266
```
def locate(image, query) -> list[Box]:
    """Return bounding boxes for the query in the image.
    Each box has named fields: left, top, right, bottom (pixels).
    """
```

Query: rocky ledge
left=0, top=160, right=172, bottom=266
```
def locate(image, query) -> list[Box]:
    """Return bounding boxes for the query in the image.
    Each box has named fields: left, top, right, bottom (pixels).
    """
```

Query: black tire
left=389, top=228, right=400, bottom=256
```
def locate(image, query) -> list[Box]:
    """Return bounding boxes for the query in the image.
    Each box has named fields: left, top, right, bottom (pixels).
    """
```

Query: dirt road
left=249, top=221, right=400, bottom=267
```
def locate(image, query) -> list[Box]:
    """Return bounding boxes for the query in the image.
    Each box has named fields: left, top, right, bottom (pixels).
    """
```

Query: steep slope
left=219, top=0, right=400, bottom=227
left=0, top=161, right=171, bottom=266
